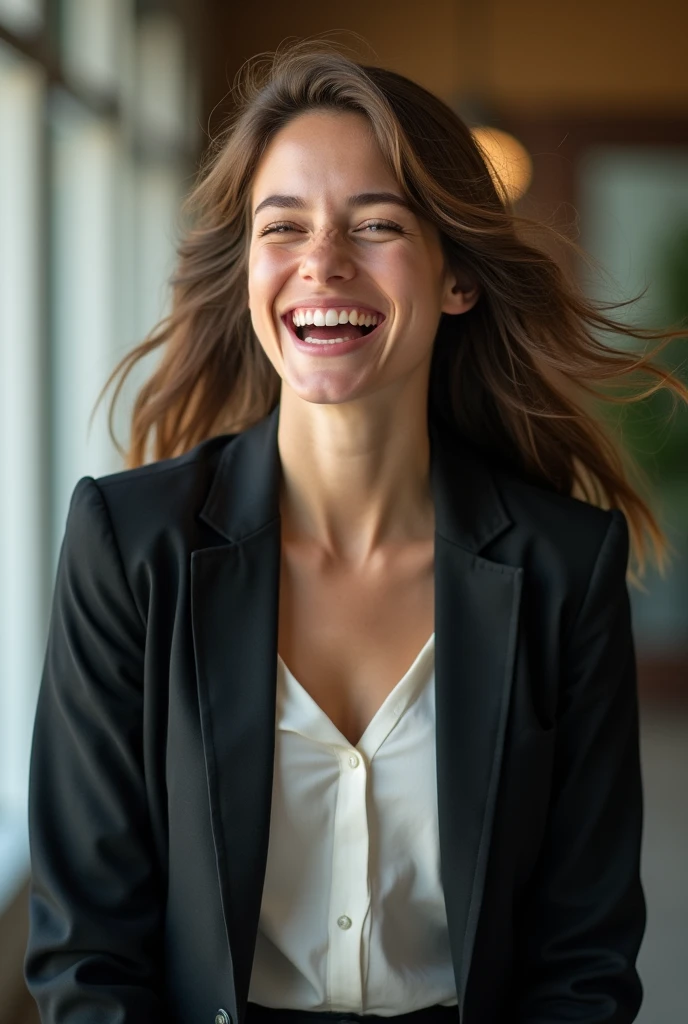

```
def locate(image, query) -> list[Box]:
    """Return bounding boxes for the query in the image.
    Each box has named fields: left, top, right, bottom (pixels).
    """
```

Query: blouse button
left=337, top=914, right=352, bottom=930
left=347, top=753, right=359, bottom=768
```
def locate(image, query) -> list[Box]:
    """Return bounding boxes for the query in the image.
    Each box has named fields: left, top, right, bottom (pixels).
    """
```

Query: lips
left=281, top=312, right=386, bottom=355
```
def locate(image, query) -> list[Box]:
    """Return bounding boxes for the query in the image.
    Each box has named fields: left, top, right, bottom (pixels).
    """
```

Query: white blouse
left=247, top=632, right=459, bottom=1015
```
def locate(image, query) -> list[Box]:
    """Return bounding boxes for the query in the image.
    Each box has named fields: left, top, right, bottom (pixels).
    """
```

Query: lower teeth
left=303, top=336, right=355, bottom=345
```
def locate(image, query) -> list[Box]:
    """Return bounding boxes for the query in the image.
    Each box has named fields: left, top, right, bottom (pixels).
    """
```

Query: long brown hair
left=96, top=37, right=688, bottom=589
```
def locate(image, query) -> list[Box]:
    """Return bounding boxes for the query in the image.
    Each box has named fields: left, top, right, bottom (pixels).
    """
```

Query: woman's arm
left=24, top=477, right=164, bottom=1023
left=517, top=509, right=646, bottom=1023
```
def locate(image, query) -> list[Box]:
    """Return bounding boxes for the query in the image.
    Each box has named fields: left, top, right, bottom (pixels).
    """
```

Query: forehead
left=251, top=110, right=400, bottom=202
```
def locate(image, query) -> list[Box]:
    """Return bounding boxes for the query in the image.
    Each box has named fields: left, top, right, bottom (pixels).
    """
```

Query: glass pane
left=0, top=0, right=42, bottom=35
left=580, top=145, right=688, bottom=331
left=48, top=88, right=124, bottom=557
left=135, top=10, right=187, bottom=147
left=59, top=0, right=130, bottom=96
left=0, top=51, right=46, bottom=817
left=108, top=160, right=183, bottom=462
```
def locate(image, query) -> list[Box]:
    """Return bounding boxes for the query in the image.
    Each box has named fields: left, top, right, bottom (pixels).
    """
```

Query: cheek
left=247, top=255, right=273, bottom=307
left=369, top=245, right=437, bottom=296
left=248, top=245, right=293, bottom=290
left=247, top=252, right=287, bottom=347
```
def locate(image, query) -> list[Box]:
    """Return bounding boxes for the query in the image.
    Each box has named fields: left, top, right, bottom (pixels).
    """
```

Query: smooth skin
left=248, top=110, right=480, bottom=567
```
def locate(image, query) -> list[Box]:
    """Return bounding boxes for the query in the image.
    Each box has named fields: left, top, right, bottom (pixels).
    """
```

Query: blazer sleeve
left=24, top=476, right=163, bottom=1023
left=517, top=508, right=646, bottom=1023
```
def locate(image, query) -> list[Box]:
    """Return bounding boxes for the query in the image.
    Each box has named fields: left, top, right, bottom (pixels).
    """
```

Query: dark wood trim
left=0, top=22, right=119, bottom=119
left=499, top=111, right=688, bottom=148
left=497, top=109, right=688, bottom=259
left=638, top=656, right=688, bottom=707
left=0, top=876, right=39, bottom=1024
left=2, top=7, right=203, bottom=163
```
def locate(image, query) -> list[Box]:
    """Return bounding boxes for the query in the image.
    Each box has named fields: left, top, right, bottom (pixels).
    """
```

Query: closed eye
left=360, top=220, right=405, bottom=234
left=257, top=219, right=406, bottom=237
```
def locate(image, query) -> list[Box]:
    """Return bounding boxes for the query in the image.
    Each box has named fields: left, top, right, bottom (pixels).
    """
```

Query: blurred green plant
left=598, top=222, right=688, bottom=489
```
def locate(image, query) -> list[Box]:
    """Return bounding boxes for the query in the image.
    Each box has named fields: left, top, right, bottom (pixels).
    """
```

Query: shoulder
left=488, top=461, right=630, bottom=623
left=497, top=463, right=621, bottom=550
left=64, top=433, right=240, bottom=560
left=100, top=432, right=236, bottom=507
left=94, top=432, right=237, bottom=502
left=432, top=422, right=625, bottom=587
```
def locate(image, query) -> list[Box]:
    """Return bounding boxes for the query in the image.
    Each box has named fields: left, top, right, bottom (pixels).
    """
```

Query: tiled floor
left=636, top=704, right=688, bottom=1023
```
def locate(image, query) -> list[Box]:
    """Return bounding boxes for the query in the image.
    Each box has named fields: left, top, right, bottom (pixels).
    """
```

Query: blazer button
left=215, top=1011, right=231, bottom=1024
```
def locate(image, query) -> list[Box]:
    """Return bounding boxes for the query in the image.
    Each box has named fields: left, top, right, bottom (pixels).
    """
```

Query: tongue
left=304, top=324, right=365, bottom=340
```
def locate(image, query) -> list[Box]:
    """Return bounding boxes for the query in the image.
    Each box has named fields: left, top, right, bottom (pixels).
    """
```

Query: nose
left=298, top=229, right=356, bottom=285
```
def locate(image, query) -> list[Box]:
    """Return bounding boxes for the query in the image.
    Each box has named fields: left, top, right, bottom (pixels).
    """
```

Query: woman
left=24, top=38, right=687, bottom=1024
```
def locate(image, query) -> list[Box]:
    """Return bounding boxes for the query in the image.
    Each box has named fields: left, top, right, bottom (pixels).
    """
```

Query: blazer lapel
left=430, top=417, right=523, bottom=1016
left=191, top=407, right=283, bottom=1024
left=191, top=405, right=522, bottom=1022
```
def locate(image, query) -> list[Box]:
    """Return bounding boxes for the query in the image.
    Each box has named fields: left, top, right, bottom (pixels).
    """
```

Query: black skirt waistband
left=244, top=1001, right=458, bottom=1024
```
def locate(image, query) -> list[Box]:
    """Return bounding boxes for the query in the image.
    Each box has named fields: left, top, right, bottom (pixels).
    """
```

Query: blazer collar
left=199, top=402, right=512, bottom=553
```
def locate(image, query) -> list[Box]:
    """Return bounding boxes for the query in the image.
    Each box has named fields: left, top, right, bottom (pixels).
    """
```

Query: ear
left=441, top=263, right=480, bottom=316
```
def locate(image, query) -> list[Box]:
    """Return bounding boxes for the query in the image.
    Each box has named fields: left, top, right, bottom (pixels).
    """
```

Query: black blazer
left=24, top=403, right=646, bottom=1024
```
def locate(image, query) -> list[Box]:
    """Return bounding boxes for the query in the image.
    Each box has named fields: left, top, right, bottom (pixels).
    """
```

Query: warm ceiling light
left=471, top=126, right=533, bottom=202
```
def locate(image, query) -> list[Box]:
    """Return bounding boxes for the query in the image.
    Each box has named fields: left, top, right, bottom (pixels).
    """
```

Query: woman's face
left=247, top=109, right=475, bottom=407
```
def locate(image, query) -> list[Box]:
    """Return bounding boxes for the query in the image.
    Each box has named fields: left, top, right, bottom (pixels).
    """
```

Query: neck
left=276, top=386, right=435, bottom=566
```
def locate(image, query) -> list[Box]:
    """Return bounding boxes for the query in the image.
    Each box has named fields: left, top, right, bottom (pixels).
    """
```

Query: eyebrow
left=252, top=191, right=414, bottom=218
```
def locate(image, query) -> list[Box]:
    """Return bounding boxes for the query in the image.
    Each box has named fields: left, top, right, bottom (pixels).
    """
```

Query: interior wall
left=487, top=0, right=688, bottom=111
left=198, top=0, right=688, bottom=133
left=197, top=0, right=462, bottom=132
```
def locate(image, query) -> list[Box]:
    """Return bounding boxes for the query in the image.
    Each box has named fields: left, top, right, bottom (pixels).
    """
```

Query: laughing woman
left=24, top=38, right=687, bottom=1024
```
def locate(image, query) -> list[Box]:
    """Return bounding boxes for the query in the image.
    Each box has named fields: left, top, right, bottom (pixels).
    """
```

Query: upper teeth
left=291, top=308, right=380, bottom=328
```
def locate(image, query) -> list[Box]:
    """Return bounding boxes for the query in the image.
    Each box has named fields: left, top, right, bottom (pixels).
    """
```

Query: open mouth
left=283, top=313, right=385, bottom=345
left=290, top=321, right=376, bottom=342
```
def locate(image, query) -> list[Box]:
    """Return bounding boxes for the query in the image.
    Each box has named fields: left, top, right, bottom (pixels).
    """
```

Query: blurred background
left=0, top=1, right=686, bottom=1021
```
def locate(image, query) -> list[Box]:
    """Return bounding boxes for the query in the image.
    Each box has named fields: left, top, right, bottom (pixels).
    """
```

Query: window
left=0, top=43, right=45, bottom=892
left=0, top=0, right=198, bottom=912
left=0, top=0, right=42, bottom=36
